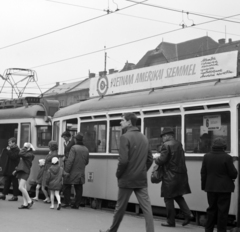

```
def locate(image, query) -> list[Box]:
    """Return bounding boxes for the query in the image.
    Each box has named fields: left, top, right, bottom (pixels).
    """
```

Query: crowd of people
left=0, top=112, right=238, bottom=232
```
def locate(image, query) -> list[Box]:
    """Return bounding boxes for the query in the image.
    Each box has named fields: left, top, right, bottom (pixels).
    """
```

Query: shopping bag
left=151, top=164, right=163, bottom=184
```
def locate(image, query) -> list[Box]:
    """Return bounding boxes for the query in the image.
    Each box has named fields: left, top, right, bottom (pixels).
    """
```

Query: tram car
left=53, top=50, right=239, bottom=223
left=0, top=97, right=59, bottom=187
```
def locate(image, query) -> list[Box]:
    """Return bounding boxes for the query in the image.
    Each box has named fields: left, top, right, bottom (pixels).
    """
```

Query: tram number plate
left=88, top=172, right=94, bottom=182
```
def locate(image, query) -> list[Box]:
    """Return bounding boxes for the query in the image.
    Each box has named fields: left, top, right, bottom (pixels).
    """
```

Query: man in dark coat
left=201, top=137, right=238, bottom=232
left=63, top=132, right=89, bottom=209
left=100, top=113, right=154, bottom=232
left=0, top=137, right=20, bottom=201
left=155, top=128, right=193, bottom=227
left=61, top=131, right=75, bottom=162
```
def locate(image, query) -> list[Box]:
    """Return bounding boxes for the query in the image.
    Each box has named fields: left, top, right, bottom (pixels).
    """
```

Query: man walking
left=154, top=128, right=193, bottom=227
left=100, top=112, right=154, bottom=232
left=201, top=137, right=238, bottom=232
left=0, top=137, right=20, bottom=201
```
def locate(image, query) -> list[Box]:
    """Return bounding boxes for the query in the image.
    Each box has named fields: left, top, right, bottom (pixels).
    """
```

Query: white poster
left=203, top=115, right=221, bottom=130
left=90, top=51, right=238, bottom=97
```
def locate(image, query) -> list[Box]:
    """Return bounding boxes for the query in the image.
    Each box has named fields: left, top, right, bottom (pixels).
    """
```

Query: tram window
left=37, top=126, right=52, bottom=147
left=109, top=120, right=121, bottom=153
left=144, top=116, right=181, bottom=152
left=80, top=121, right=106, bottom=153
left=0, top=123, right=18, bottom=152
left=65, top=118, right=77, bottom=137
left=53, top=121, right=60, bottom=143
left=20, top=123, right=30, bottom=148
left=185, top=111, right=230, bottom=153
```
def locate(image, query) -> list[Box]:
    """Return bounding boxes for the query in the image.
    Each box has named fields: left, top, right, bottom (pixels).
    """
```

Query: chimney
left=89, top=73, right=96, bottom=78
left=218, top=38, right=225, bottom=44
left=109, top=69, right=115, bottom=74
left=99, top=71, right=107, bottom=76
left=56, top=82, right=60, bottom=86
left=229, top=38, right=232, bottom=43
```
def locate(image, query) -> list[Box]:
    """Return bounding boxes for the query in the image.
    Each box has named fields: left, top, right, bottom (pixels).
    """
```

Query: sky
left=0, top=0, right=240, bottom=99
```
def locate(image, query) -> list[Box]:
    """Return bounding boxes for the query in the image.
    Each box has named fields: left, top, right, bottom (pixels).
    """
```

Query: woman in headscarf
left=41, top=140, right=58, bottom=203
left=14, top=142, right=35, bottom=209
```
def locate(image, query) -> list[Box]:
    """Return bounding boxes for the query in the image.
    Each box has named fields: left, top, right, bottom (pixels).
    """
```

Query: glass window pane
left=185, top=112, right=231, bottom=153
left=144, top=116, right=181, bottom=152
left=109, top=120, right=122, bottom=153
left=37, top=126, right=52, bottom=147
left=53, top=121, right=60, bottom=143
left=20, top=123, right=30, bottom=148
left=80, top=121, right=106, bottom=153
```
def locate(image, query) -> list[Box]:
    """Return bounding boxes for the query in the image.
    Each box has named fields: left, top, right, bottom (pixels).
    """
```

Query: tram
left=52, top=50, right=239, bottom=222
left=0, top=97, right=59, bottom=185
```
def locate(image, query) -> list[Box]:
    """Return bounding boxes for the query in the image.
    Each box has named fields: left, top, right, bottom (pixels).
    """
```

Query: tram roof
left=54, top=78, right=240, bottom=118
left=0, top=105, right=45, bottom=120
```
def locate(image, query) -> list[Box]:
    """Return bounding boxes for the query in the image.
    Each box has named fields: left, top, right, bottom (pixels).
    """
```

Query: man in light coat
left=155, top=128, right=193, bottom=227
left=100, top=112, right=154, bottom=232
left=63, top=132, right=89, bottom=209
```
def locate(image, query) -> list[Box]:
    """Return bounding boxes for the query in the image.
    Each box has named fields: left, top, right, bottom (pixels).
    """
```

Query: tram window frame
left=144, top=115, right=182, bottom=152
left=20, top=123, right=31, bottom=148
left=185, top=111, right=231, bottom=154
left=80, top=121, right=107, bottom=153
left=36, top=126, right=52, bottom=148
left=53, top=121, right=60, bottom=144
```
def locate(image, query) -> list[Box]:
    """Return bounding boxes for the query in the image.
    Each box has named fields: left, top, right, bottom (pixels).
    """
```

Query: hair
left=123, top=113, right=137, bottom=126
left=48, top=140, right=58, bottom=151
left=8, top=137, right=16, bottom=143
left=61, top=131, right=71, bottom=138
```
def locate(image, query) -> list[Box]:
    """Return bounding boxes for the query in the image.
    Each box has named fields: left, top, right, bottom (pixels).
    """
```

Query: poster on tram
left=90, top=51, right=238, bottom=97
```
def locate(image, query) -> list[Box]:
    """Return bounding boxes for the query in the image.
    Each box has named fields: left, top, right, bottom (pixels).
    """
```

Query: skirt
left=16, top=171, right=29, bottom=181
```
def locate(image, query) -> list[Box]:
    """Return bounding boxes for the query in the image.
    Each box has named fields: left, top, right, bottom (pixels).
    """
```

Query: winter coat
left=201, top=148, right=238, bottom=192
left=116, top=126, right=153, bottom=189
left=2, top=146, right=20, bottom=176
left=36, top=166, right=45, bottom=185
left=42, top=150, right=58, bottom=187
left=155, top=137, right=191, bottom=198
left=16, top=148, right=34, bottom=174
left=45, top=165, right=63, bottom=190
left=64, top=144, right=89, bottom=185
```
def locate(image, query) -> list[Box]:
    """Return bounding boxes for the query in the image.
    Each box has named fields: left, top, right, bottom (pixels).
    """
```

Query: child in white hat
left=32, top=159, right=45, bottom=201
left=45, top=157, right=63, bottom=210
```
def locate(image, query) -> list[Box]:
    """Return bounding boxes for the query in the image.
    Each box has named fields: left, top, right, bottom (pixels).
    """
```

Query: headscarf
left=48, top=140, right=58, bottom=151
left=23, top=142, right=35, bottom=151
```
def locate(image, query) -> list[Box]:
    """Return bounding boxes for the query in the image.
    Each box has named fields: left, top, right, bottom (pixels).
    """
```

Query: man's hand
left=153, top=153, right=160, bottom=160
left=6, top=146, right=10, bottom=151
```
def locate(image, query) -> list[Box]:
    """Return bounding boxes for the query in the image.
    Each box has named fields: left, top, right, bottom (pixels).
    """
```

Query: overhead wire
left=0, top=0, right=147, bottom=51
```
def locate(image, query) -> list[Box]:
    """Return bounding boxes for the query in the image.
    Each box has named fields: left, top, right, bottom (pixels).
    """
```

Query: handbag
left=151, top=164, right=163, bottom=184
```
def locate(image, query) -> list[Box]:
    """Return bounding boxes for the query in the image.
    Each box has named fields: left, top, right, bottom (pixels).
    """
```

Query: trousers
left=109, top=187, right=154, bottom=232
left=3, top=175, right=19, bottom=196
left=63, top=184, right=83, bottom=206
left=164, top=195, right=191, bottom=225
left=205, top=192, right=231, bottom=232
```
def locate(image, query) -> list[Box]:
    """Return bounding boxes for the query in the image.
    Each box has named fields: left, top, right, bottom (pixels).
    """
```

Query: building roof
left=215, top=39, right=240, bottom=53
left=43, top=78, right=90, bottom=96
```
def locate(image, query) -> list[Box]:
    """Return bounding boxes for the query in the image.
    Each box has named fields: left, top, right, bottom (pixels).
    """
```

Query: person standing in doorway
left=63, top=132, right=89, bottom=209
left=154, top=128, right=193, bottom=227
left=201, top=137, right=238, bottom=232
left=100, top=112, right=154, bottom=232
left=0, top=137, right=20, bottom=201
left=61, top=131, right=75, bottom=164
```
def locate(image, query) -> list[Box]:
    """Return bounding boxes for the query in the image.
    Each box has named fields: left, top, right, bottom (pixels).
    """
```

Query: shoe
left=18, top=205, right=28, bottom=209
left=62, top=204, right=71, bottom=208
left=28, top=200, right=34, bottom=208
left=161, top=223, right=175, bottom=227
left=43, top=198, right=51, bottom=204
left=8, top=196, right=18, bottom=201
left=50, top=205, right=54, bottom=209
left=32, top=197, right=38, bottom=201
left=0, top=195, right=6, bottom=200
left=71, top=204, right=79, bottom=209
left=182, top=215, right=194, bottom=226
left=57, top=203, right=61, bottom=210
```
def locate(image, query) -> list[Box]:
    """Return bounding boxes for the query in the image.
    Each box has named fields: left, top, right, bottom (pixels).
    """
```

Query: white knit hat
left=39, top=159, right=45, bottom=166
left=51, top=157, right=59, bottom=164
left=23, top=142, right=35, bottom=151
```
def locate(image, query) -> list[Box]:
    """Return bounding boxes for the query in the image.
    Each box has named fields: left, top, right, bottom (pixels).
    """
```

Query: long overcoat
left=155, top=137, right=191, bottom=198
left=116, top=126, right=153, bottom=189
left=64, top=144, right=89, bottom=185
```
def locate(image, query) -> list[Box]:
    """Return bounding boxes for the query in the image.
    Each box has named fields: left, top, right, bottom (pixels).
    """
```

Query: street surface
left=0, top=196, right=210, bottom=232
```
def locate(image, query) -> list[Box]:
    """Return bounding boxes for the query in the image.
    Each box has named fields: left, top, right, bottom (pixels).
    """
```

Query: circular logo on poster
left=97, top=76, right=108, bottom=96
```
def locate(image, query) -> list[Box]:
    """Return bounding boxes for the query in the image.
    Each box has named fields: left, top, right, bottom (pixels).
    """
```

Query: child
left=32, top=159, right=45, bottom=201
left=45, top=157, right=63, bottom=210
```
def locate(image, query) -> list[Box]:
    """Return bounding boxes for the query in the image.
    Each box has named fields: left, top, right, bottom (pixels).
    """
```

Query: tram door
left=0, top=124, right=18, bottom=153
